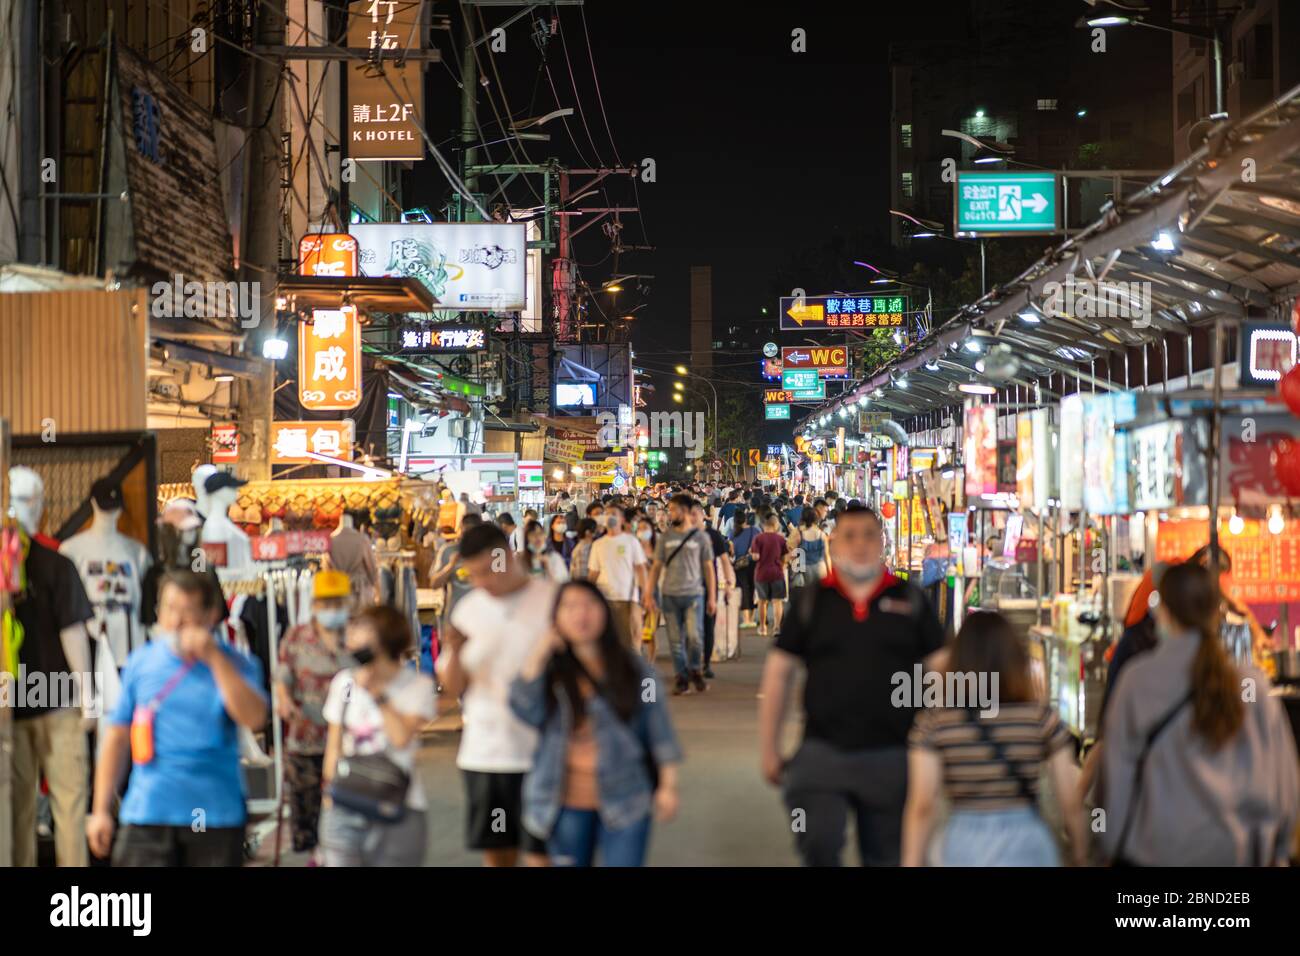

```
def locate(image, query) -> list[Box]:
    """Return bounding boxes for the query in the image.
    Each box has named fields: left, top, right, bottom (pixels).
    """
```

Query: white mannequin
left=332, top=511, right=355, bottom=536
left=202, top=483, right=253, bottom=574
left=5, top=467, right=94, bottom=717
left=61, top=498, right=152, bottom=665
left=191, top=464, right=218, bottom=520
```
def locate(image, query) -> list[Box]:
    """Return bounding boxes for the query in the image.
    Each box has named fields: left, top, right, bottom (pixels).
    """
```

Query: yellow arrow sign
left=786, top=302, right=825, bottom=326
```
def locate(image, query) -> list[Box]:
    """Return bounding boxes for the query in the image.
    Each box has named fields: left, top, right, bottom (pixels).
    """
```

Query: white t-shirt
left=59, top=530, right=152, bottom=665
left=587, top=532, right=647, bottom=603
left=450, top=577, right=557, bottom=773
left=323, top=667, right=437, bottom=810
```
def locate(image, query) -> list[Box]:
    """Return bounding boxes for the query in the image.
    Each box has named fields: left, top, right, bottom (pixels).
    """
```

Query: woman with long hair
left=508, top=581, right=683, bottom=866
left=1100, top=561, right=1298, bottom=865
left=729, top=510, right=758, bottom=629
left=522, top=519, right=569, bottom=582
left=902, top=611, right=1088, bottom=867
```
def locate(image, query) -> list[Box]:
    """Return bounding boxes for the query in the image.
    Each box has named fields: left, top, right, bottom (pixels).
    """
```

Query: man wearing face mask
left=88, top=570, right=268, bottom=866
left=586, top=507, right=649, bottom=651
left=645, top=495, right=717, bottom=695
left=275, top=569, right=355, bottom=857
left=758, top=504, right=945, bottom=866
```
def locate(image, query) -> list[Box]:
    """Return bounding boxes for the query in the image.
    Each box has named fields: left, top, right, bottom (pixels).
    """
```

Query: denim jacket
left=508, top=657, right=683, bottom=839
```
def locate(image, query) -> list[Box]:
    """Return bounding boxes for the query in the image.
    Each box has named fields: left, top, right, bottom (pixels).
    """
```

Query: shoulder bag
left=328, top=675, right=411, bottom=823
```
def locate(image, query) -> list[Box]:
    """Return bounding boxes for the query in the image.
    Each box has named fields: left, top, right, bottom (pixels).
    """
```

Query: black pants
left=781, top=738, right=908, bottom=866
left=703, top=603, right=716, bottom=667
left=286, top=753, right=325, bottom=852
left=112, top=824, right=245, bottom=867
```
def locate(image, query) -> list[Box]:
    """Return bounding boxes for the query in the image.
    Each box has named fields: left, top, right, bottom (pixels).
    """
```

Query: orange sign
left=299, top=308, right=362, bottom=411
left=211, top=423, right=240, bottom=463
left=270, top=420, right=355, bottom=466
left=298, top=233, right=359, bottom=277
left=748, top=448, right=761, bottom=466
left=1156, top=517, right=1300, bottom=603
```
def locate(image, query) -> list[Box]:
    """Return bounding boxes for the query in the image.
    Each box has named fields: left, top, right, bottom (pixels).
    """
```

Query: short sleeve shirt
left=277, top=622, right=352, bottom=754
left=13, top=540, right=95, bottom=719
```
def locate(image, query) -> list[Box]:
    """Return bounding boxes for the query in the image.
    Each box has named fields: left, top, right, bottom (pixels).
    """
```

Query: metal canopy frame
left=799, top=81, right=1300, bottom=431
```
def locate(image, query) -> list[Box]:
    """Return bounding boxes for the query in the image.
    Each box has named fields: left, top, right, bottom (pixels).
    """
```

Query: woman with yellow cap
left=276, top=569, right=355, bottom=860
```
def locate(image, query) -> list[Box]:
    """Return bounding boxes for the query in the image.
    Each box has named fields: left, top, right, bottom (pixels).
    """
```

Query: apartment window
left=1036, top=98, right=1058, bottom=111
left=900, top=172, right=914, bottom=199
left=900, top=123, right=913, bottom=148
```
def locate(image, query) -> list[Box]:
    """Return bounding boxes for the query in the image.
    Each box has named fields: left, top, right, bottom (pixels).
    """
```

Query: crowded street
left=2, top=0, right=1300, bottom=940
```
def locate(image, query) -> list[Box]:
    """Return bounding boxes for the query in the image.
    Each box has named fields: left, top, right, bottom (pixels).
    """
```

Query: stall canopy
left=800, top=82, right=1300, bottom=427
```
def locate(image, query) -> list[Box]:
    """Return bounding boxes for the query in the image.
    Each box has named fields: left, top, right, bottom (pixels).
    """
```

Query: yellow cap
left=314, top=569, right=351, bottom=599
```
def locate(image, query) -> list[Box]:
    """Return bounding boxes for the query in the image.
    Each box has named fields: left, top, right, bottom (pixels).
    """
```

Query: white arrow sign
left=1023, top=193, right=1049, bottom=214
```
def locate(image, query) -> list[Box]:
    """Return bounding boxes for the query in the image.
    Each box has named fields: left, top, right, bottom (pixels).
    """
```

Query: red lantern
left=1271, top=437, right=1300, bottom=496
left=1280, top=364, right=1300, bottom=417
left=880, top=501, right=897, bottom=520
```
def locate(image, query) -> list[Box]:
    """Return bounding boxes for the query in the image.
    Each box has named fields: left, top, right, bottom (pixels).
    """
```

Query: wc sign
left=1239, top=322, right=1297, bottom=387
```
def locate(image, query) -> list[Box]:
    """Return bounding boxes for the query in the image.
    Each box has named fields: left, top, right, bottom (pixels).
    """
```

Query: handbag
left=328, top=675, right=411, bottom=823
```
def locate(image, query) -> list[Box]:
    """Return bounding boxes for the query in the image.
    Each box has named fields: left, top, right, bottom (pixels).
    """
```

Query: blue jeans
left=548, top=808, right=651, bottom=866
left=660, top=592, right=704, bottom=678
left=939, top=807, right=1060, bottom=867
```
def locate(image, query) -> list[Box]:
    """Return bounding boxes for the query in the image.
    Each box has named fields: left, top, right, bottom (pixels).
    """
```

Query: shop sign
left=781, top=345, right=849, bottom=378
left=298, top=233, right=359, bottom=277
left=764, top=388, right=795, bottom=404
left=1059, top=394, right=1084, bottom=510
left=350, top=221, right=527, bottom=311
left=892, top=480, right=909, bottom=499
left=1081, top=392, right=1134, bottom=515
left=398, top=324, right=487, bottom=352
left=895, top=445, right=909, bottom=481
left=1238, top=322, right=1296, bottom=387
left=766, top=444, right=784, bottom=458
left=963, top=403, right=998, bottom=497
left=271, top=420, right=355, bottom=465
left=517, top=460, right=543, bottom=488
left=299, top=308, right=362, bottom=411
left=1015, top=415, right=1033, bottom=504
left=1030, top=408, right=1056, bottom=512
left=762, top=358, right=783, bottom=378
left=778, top=295, right=906, bottom=331
left=1131, top=419, right=1208, bottom=511
left=996, top=440, right=1017, bottom=493
left=1157, top=516, right=1300, bottom=603
left=211, top=423, right=240, bottom=464
left=346, top=0, right=425, bottom=161
left=544, top=437, right=586, bottom=463
left=954, top=170, right=1060, bottom=237
left=250, top=530, right=332, bottom=559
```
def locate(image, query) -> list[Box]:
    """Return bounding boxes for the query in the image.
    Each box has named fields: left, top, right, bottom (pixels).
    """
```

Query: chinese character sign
left=270, top=421, right=355, bottom=466
left=299, top=308, right=362, bottom=410
left=347, top=1, right=425, bottom=161
left=778, top=295, right=907, bottom=331
left=299, top=233, right=359, bottom=277
left=398, top=324, right=487, bottom=352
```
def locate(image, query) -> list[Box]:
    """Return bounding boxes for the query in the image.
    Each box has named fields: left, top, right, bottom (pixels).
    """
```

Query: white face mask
left=836, top=557, right=881, bottom=584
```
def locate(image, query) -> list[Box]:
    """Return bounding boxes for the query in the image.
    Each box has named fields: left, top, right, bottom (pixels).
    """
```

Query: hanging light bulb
left=1268, top=506, right=1285, bottom=535
left=1228, top=511, right=1245, bottom=536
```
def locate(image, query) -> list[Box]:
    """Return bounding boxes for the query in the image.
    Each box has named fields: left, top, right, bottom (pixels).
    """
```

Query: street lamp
left=1078, top=13, right=1224, bottom=116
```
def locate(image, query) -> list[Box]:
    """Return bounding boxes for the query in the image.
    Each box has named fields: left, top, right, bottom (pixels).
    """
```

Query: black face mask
left=350, top=646, right=375, bottom=666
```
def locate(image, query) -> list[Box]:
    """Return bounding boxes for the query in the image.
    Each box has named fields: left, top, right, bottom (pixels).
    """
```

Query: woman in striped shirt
left=901, top=611, right=1089, bottom=866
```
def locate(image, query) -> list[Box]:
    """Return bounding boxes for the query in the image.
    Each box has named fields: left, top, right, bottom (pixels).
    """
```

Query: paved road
left=415, top=627, right=802, bottom=866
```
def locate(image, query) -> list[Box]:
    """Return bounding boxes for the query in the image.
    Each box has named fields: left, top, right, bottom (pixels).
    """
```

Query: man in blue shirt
left=87, top=570, right=268, bottom=866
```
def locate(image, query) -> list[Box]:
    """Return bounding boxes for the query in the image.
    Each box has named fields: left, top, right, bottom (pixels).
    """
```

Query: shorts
left=756, top=578, right=787, bottom=601
left=462, top=770, right=549, bottom=853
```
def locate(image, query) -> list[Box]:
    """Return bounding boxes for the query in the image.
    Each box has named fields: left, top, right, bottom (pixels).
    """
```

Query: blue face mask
left=315, top=608, right=349, bottom=631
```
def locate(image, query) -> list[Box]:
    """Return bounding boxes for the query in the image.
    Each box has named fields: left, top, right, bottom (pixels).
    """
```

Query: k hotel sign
left=782, top=345, right=849, bottom=377
left=399, top=324, right=487, bottom=352
left=347, top=1, right=425, bottom=161
left=299, top=307, right=362, bottom=411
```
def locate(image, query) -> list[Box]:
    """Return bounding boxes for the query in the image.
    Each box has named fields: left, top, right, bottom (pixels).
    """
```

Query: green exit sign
left=782, top=369, right=818, bottom=391
left=954, top=170, right=1059, bottom=237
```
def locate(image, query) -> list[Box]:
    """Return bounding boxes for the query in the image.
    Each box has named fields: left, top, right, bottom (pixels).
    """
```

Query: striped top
left=909, top=702, right=1072, bottom=810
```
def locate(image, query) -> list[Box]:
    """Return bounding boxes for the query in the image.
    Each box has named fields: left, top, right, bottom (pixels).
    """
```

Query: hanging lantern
left=1280, top=364, right=1300, bottom=417
left=1271, top=437, right=1300, bottom=496
left=880, top=500, right=897, bottom=520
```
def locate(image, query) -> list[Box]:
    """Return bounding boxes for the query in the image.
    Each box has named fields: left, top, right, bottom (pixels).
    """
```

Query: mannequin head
left=191, top=464, right=218, bottom=517
left=9, top=467, right=45, bottom=536
left=90, top=477, right=124, bottom=532
left=207, top=485, right=240, bottom=521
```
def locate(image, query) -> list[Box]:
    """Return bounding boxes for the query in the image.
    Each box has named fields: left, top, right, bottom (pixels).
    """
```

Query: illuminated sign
left=782, top=369, right=819, bottom=391
left=778, top=295, right=907, bottom=331
left=765, top=404, right=791, bottom=420
left=954, top=170, right=1060, bottom=237
left=399, top=324, right=487, bottom=352
left=764, top=388, right=795, bottom=403
left=782, top=345, right=849, bottom=377
left=298, top=233, right=359, bottom=277
left=298, top=307, right=362, bottom=411
left=1239, top=322, right=1297, bottom=386
left=211, top=424, right=239, bottom=464
left=346, top=0, right=425, bottom=161
left=270, top=420, right=355, bottom=465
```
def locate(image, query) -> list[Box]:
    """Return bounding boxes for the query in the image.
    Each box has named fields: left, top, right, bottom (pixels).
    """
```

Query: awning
left=276, top=275, right=435, bottom=314
left=800, top=81, right=1300, bottom=429
left=154, top=338, right=266, bottom=379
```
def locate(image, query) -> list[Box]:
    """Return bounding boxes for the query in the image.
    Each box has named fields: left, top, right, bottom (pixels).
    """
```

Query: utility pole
left=240, top=0, right=286, bottom=481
